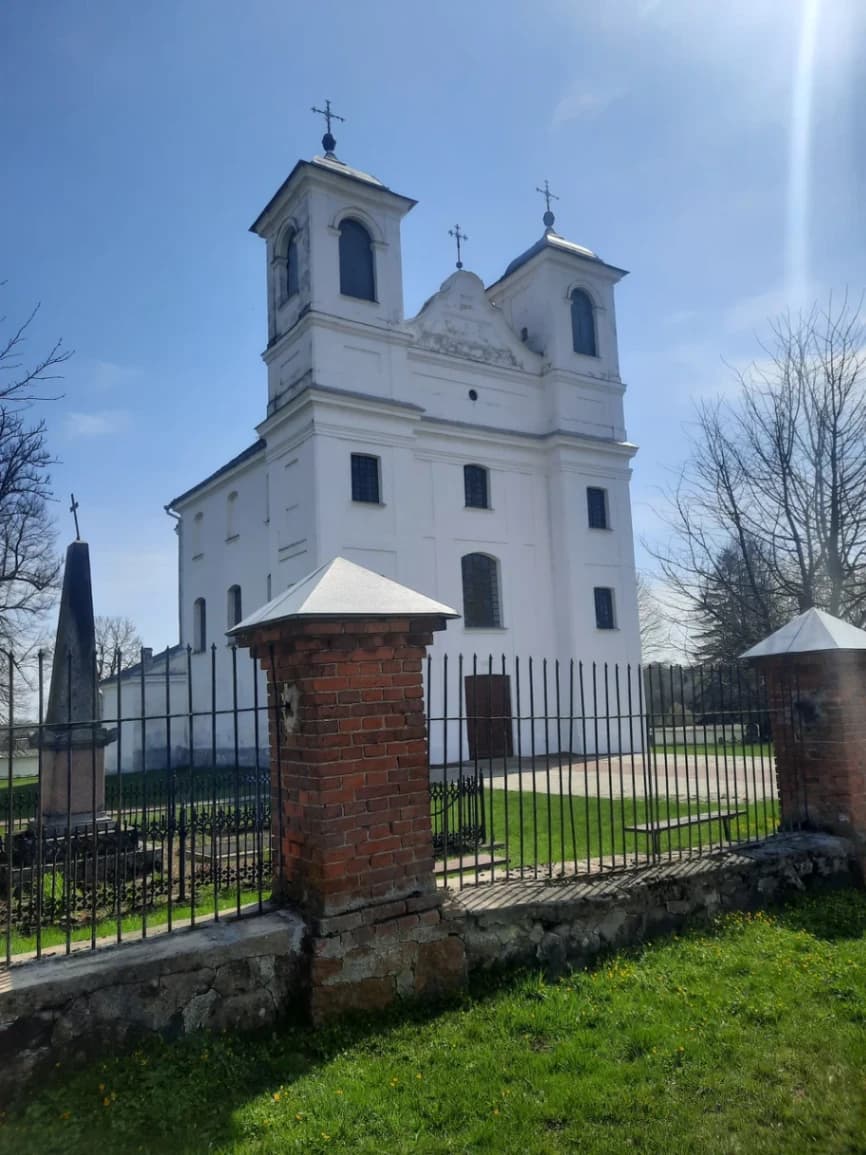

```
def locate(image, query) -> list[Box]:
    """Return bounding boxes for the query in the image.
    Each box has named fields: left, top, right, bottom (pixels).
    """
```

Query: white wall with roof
left=166, top=144, right=643, bottom=762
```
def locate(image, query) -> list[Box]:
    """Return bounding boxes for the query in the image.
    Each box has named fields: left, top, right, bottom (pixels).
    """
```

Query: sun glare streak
left=786, top=0, right=820, bottom=309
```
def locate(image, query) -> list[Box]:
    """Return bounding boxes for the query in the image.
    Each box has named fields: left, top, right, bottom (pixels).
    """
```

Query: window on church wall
left=226, top=491, right=238, bottom=539
left=571, top=289, right=597, bottom=357
left=594, top=587, right=616, bottom=630
left=464, top=464, right=490, bottom=510
left=462, top=553, right=502, bottom=629
left=192, top=512, right=204, bottom=558
left=339, top=218, right=375, bottom=301
left=351, top=453, right=381, bottom=503
left=285, top=230, right=299, bottom=299
left=587, top=486, right=609, bottom=529
left=227, top=585, right=242, bottom=629
left=193, top=598, right=207, bottom=652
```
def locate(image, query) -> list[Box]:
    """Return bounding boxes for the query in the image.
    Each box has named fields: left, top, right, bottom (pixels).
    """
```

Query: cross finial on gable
left=311, top=99, right=345, bottom=158
left=448, top=224, right=468, bottom=270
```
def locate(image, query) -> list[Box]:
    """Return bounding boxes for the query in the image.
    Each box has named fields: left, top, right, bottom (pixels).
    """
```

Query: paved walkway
left=430, top=751, right=777, bottom=803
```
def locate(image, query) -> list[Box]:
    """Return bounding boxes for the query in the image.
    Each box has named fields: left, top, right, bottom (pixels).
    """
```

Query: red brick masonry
left=761, top=650, right=866, bottom=870
left=234, top=614, right=466, bottom=1019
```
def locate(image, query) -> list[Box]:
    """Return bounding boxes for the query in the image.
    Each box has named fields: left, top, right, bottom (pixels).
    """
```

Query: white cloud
left=64, top=410, right=132, bottom=437
left=85, top=360, right=143, bottom=392
left=552, top=85, right=627, bottom=127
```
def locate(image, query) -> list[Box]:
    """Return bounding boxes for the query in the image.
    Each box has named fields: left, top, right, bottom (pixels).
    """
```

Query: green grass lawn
left=651, top=741, right=774, bottom=759
left=5, top=885, right=268, bottom=958
left=2, top=888, right=865, bottom=1154
left=438, top=788, right=779, bottom=875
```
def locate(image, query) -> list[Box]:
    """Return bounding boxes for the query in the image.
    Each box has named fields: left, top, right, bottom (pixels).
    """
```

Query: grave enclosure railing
left=0, top=646, right=272, bottom=967
left=2, top=646, right=790, bottom=968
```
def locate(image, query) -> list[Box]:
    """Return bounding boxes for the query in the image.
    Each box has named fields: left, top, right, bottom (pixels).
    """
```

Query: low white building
left=165, top=130, right=642, bottom=764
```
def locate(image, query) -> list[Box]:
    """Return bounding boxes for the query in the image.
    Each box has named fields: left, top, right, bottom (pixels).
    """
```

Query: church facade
left=166, top=135, right=641, bottom=762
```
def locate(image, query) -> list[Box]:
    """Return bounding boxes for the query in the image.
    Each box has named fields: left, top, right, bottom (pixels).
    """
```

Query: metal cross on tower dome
left=536, top=179, right=559, bottom=230
left=311, top=99, right=345, bottom=157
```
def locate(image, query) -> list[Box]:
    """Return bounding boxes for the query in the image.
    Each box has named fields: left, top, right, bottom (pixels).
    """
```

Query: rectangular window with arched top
left=193, top=597, right=207, bottom=651
left=227, top=585, right=242, bottom=629
left=462, top=553, right=502, bottom=628
left=464, top=464, right=490, bottom=509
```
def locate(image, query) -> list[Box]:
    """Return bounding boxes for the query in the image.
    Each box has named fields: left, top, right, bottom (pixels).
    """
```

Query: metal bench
left=624, top=809, right=747, bottom=858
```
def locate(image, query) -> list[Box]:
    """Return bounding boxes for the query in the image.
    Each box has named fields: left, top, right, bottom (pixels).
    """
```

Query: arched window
left=284, top=229, right=299, bottom=299
left=461, top=553, right=502, bottom=629
left=226, top=491, right=238, bottom=539
left=570, top=289, right=597, bottom=356
left=227, top=585, right=242, bottom=629
left=464, top=464, right=490, bottom=510
left=193, top=598, right=207, bottom=652
left=339, top=218, right=375, bottom=301
left=192, top=511, right=204, bottom=557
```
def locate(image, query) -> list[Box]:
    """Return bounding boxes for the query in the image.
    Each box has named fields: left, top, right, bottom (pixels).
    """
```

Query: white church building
left=155, top=125, right=641, bottom=767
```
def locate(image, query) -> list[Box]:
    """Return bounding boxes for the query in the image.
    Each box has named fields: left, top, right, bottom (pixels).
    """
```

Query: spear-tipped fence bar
left=426, top=656, right=785, bottom=888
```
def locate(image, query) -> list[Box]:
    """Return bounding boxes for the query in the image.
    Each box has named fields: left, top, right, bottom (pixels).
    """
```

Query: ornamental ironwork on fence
left=426, top=655, right=782, bottom=888
left=0, top=646, right=271, bottom=967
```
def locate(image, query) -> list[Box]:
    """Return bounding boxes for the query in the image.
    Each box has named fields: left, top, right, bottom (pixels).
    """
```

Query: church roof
left=740, top=607, right=866, bottom=659
left=167, top=439, right=266, bottom=509
left=490, top=230, right=627, bottom=288
left=227, top=556, right=459, bottom=635
left=250, top=157, right=416, bottom=235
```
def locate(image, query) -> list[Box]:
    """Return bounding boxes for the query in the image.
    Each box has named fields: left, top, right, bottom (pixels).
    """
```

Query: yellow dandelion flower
left=493, top=1108, right=500, bottom=1116
left=336, top=1089, right=343, bottom=1096
left=103, top=1097, right=110, bottom=1108
left=273, top=1092, right=281, bottom=1103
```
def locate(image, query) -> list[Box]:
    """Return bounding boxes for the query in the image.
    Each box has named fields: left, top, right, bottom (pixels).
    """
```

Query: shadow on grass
left=5, top=886, right=866, bottom=1155
left=768, top=883, right=866, bottom=942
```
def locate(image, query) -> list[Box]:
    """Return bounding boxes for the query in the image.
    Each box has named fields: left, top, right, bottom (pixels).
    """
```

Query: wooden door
left=465, top=674, right=514, bottom=760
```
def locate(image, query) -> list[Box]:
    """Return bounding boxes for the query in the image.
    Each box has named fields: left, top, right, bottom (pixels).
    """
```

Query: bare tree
left=0, top=289, right=71, bottom=715
left=652, top=294, right=866, bottom=657
left=95, top=616, right=144, bottom=681
left=636, top=572, right=671, bottom=662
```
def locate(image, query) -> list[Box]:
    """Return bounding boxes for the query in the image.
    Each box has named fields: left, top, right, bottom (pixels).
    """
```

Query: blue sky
left=2, top=0, right=864, bottom=648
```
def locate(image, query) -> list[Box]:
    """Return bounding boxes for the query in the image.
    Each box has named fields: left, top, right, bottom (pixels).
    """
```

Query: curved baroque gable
left=407, top=271, right=538, bottom=371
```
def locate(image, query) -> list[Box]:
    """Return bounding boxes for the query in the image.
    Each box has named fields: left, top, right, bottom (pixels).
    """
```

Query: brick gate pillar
left=743, top=608, right=866, bottom=871
left=230, top=558, right=466, bottom=1019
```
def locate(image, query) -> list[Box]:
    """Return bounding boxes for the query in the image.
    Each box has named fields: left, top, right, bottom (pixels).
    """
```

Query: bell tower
left=249, top=108, right=416, bottom=418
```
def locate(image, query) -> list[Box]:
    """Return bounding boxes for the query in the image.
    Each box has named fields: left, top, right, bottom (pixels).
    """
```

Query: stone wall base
left=309, top=890, right=466, bottom=1022
left=447, top=833, right=856, bottom=974
left=0, top=911, right=305, bottom=1104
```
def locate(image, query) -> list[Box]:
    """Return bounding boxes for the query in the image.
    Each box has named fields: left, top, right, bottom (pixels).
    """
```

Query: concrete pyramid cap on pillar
left=740, top=607, right=866, bottom=660
left=227, top=556, right=460, bottom=636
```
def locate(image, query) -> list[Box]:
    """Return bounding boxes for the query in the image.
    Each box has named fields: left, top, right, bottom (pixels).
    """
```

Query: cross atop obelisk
left=311, top=98, right=345, bottom=158
left=69, top=492, right=81, bottom=540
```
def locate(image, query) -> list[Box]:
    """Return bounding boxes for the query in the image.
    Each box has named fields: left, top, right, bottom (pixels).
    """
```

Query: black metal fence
left=427, top=656, right=781, bottom=887
left=0, top=646, right=272, bottom=967
left=2, top=644, right=787, bottom=966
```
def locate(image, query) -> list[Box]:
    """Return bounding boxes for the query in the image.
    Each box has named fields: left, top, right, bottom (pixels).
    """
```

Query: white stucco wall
left=165, top=152, right=643, bottom=764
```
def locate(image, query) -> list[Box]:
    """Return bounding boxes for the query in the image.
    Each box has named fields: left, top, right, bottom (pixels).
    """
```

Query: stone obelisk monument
left=33, top=537, right=116, bottom=832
